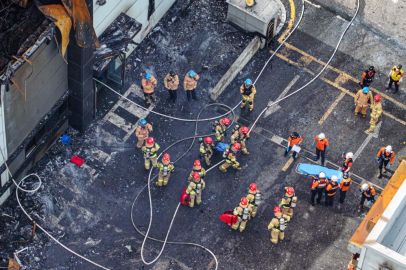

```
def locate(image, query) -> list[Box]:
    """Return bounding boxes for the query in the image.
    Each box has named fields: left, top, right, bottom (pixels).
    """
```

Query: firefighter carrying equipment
left=280, top=187, right=296, bottom=218
left=220, top=144, right=241, bottom=172
left=247, top=183, right=261, bottom=217
left=240, top=81, right=257, bottom=111
left=156, top=154, right=175, bottom=186
left=232, top=197, right=252, bottom=232
left=230, top=127, right=250, bottom=154
left=188, top=161, right=206, bottom=180
left=213, top=119, right=229, bottom=142
left=268, top=210, right=290, bottom=244
left=142, top=140, right=160, bottom=170
left=185, top=172, right=205, bottom=207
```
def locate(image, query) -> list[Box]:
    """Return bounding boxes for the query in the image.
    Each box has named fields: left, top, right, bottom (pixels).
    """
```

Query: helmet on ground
left=140, top=119, right=147, bottom=126
left=240, top=197, right=248, bottom=207
left=188, top=70, right=196, bottom=77
left=363, top=87, right=369, bottom=94
left=319, top=172, right=326, bottom=178
left=241, top=127, right=249, bottom=134
left=398, top=64, right=403, bottom=69
left=245, top=78, right=252, bottom=86
left=374, top=95, right=381, bottom=102
left=144, top=73, right=151, bottom=79
left=331, top=175, right=338, bottom=182
left=343, top=172, right=349, bottom=179
left=361, top=183, right=369, bottom=192
left=233, top=143, right=241, bottom=150
left=249, top=183, right=257, bottom=192
left=163, top=153, right=170, bottom=161
left=194, top=160, right=201, bottom=167
left=193, top=172, right=200, bottom=180
left=286, top=187, right=294, bottom=196
left=346, top=152, right=354, bottom=159
left=221, top=118, right=230, bottom=126
left=147, top=137, right=154, bottom=144
left=274, top=206, right=281, bottom=214
left=292, top=132, right=299, bottom=138
left=369, top=66, right=375, bottom=71
left=318, top=133, right=325, bottom=140
left=204, top=137, right=213, bottom=144
left=385, top=145, right=392, bottom=153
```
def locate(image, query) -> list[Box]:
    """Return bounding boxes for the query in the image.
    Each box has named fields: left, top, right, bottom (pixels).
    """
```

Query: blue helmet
left=245, top=78, right=252, bottom=86
left=140, top=119, right=147, bottom=126
left=188, top=70, right=196, bottom=77
left=362, top=87, right=369, bottom=94
left=144, top=73, right=151, bottom=79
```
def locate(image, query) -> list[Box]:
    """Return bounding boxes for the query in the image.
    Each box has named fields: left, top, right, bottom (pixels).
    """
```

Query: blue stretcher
left=296, top=163, right=343, bottom=185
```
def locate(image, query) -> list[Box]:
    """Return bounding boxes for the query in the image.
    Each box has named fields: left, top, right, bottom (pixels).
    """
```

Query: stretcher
left=296, top=163, right=343, bottom=185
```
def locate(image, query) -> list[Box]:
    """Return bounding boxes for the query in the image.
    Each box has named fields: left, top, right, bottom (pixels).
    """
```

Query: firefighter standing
left=310, top=172, right=328, bottom=206
left=199, top=137, right=214, bottom=166
left=342, top=152, right=354, bottom=173
left=142, top=73, right=157, bottom=104
left=312, top=133, right=329, bottom=167
left=339, top=172, right=352, bottom=207
left=359, top=66, right=376, bottom=88
left=156, top=154, right=175, bottom=186
left=268, top=206, right=290, bottom=244
left=214, top=118, right=230, bottom=143
left=219, top=143, right=242, bottom=172
left=141, top=137, right=160, bottom=170
left=325, top=175, right=339, bottom=207
left=387, top=65, right=403, bottom=93
left=354, top=87, right=373, bottom=117
left=183, top=70, right=200, bottom=101
left=231, top=197, right=252, bottom=232
left=246, top=183, right=261, bottom=218
left=240, top=78, right=257, bottom=111
left=188, top=160, right=206, bottom=181
left=164, top=71, right=179, bottom=103
left=186, top=172, right=205, bottom=208
left=279, top=187, right=297, bottom=219
left=358, top=183, right=376, bottom=212
left=230, top=126, right=250, bottom=155
left=366, top=95, right=383, bottom=133
left=376, top=145, right=395, bottom=177
left=135, top=119, right=153, bottom=148
left=285, top=132, right=303, bottom=158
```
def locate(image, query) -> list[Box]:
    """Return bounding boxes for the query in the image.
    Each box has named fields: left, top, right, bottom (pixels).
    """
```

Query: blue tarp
left=215, top=142, right=229, bottom=152
left=297, top=163, right=343, bottom=184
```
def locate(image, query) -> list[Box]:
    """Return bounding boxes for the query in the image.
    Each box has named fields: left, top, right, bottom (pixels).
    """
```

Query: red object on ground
left=71, top=155, right=84, bottom=167
left=180, top=187, right=190, bottom=206
left=219, top=210, right=238, bottom=226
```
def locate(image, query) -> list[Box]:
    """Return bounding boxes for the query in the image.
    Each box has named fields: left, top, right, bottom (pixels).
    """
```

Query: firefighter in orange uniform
left=135, top=119, right=153, bottom=148
left=342, top=152, right=354, bottom=173
left=358, top=183, right=376, bottom=212
left=376, top=145, right=395, bottom=177
left=188, top=160, right=206, bottom=181
left=141, top=73, right=157, bottom=104
left=310, top=172, right=328, bottom=206
left=219, top=143, right=242, bottom=172
left=231, top=126, right=250, bottom=155
left=354, top=87, right=373, bottom=117
left=156, top=154, right=175, bottom=186
left=338, top=172, right=352, bottom=207
left=312, top=133, right=329, bottom=166
left=186, top=172, right=205, bottom=208
left=285, top=132, right=303, bottom=158
left=231, top=197, right=252, bottom=232
left=141, top=137, right=160, bottom=170
left=268, top=206, right=290, bottom=244
left=387, top=65, right=403, bottom=93
left=246, top=183, right=261, bottom=218
left=279, top=187, right=297, bottom=219
left=325, top=175, right=339, bottom=207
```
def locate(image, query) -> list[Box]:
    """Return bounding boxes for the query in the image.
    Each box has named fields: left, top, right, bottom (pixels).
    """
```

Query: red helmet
left=241, top=127, right=249, bottom=134
left=204, top=137, right=213, bottom=144
left=147, top=137, right=154, bottom=144
left=233, top=143, right=241, bottom=150
left=286, top=187, right=294, bottom=196
left=193, top=172, right=200, bottom=180
left=274, top=206, right=281, bottom=214
left=194, top=160, right=201, bottom=167
left=240, top=197, right=248, bottom=206
left=374, top=95, right=381, bottom=102
left=249, top=183, right=257, bottom=192
left=221, top=118, right=230, bottom=126
left=163, top=153, right=170, bottom=161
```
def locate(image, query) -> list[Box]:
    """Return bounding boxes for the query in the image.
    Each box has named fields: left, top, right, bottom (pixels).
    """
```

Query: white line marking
left=305, top=0, right=321, bottom=8
left=353, top=122, right=382, bottom=161
left=264, top=75, right=300, bottom=117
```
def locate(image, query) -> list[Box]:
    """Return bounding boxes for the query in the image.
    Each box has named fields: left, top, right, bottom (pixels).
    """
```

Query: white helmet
left=318, top=133, right=325, bottom=140
left=319, top=172, right=326, bottom=178
left=346, top=152, right=354, bottom=159
left=361, top=183, right=369, bottom=191
left=331, top=175, right=338, bottom=182
left=385, top=145, right=392, bottom=153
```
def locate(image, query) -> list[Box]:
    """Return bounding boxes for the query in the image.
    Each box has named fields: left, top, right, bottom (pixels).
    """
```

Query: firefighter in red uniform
left=246, top=183, right=261, bottom=218
left=376, top=145, right=395, bottom=177
left=310, top=172, right=328, bottom=206
left=325, top=175, right=339, bottom=206
left=285, top=132, right=303, bottom=158
left=279, top=187, right=297, bottom=219
left=359, top=66, right=376, bottom=88
left=338, top=172, right=352, bottom=208
left=342, top=152, right=354, bottom=173
left=188, top=160, right=206, bottom=181
left=358, top=183, right=376, bottom=212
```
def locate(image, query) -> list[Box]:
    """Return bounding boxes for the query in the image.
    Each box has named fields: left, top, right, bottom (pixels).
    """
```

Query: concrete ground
left=1, top=0, right=406, bottom=269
